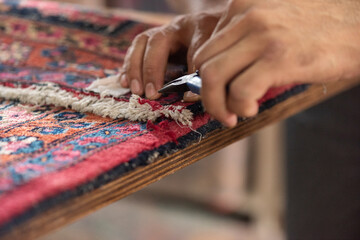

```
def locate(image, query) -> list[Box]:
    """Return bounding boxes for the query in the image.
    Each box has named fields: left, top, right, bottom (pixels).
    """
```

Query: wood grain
left=2, top=77, right=358, bottom=240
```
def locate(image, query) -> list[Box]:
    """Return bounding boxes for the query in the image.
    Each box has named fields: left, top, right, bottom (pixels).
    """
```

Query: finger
left=198, top=34, right=265, bottom=86
left=193, top=14, right=251, bottom=69
left=200, top=59, right=238, bottom=128
left=119, top=72, right=129, bottom=88
left=227, top=61, right=274, bottom=117
left=226, top=48, right=338, bottom=118
left=198, top=34, right=263, bottom=127
left=187, top=34, right=209, bottom=72
left=187, top=14, right=219, bottom=72
left=187, top=31, right=211, bottom=73
left=122, top=34, right=149, bottom=95
left=142, top=31, right=172, bottom=99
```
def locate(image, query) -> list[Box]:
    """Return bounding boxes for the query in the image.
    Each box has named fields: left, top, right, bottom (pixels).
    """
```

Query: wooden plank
left=2, top=77, right=359, bottom=240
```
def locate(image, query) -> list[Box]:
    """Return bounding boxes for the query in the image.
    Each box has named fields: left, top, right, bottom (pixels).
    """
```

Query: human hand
left=120, top=12, right=220, bottom=100
left=193, top=0, right=360, bottom=127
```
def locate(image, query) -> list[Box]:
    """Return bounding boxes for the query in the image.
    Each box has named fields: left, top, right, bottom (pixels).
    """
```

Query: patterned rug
left=0, top=0, right=307, bottom=235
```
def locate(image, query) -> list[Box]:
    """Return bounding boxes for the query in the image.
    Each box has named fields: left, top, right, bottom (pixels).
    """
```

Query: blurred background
left=40, top=1, right=286, bottom=239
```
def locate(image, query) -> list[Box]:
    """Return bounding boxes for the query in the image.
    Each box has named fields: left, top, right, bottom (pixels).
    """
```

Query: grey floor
left=40, top=191, right=254, bottom=240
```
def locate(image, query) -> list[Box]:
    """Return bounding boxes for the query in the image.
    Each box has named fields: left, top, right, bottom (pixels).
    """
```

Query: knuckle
left=263, top=38, right=286, bottom=61
left=171, top=14, right=188, bottom=27
left=147, top=27, right=174, bottom=48
left=144, top=26, right=161, bottom=36
left=148, top=30, right=166, bottom=43
left=133, top=32, right=148, bottom=43
left=296, top=51, right=316, bottom=67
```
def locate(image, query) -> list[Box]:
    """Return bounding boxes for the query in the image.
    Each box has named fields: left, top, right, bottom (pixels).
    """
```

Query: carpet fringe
left=0, top=83, right=193, bottom=126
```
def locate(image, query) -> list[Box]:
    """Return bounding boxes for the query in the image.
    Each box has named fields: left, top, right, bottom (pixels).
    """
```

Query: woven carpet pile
left=0, top=0, right=307, bottom=235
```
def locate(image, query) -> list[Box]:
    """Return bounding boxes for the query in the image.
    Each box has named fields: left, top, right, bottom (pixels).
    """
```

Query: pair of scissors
left=158, top=71, right=202, bottom=95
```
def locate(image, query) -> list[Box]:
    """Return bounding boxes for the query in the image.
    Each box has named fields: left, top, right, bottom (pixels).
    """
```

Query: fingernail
left=184, top=91, right=198, bottom=98
left=183, top=91, right=201, bottom=102
left=145, top=82, right=157, bottom=99
left=130, top=79, right=141, bottom=94
left=120, top=74, right=128, bottom=87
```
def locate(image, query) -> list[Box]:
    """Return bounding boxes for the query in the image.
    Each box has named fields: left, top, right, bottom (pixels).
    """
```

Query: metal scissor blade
left=158, top=73, right=198, bottom=94
left=158, top=82, right=190, bottom=93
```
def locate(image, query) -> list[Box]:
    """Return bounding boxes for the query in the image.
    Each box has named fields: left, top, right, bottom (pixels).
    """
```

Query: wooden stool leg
left=210, top=139, right=249, bottom=213
left=247, top=122, right=285, bottom=240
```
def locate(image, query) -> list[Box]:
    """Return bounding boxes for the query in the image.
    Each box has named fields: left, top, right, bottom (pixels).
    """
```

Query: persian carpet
left=0, top=0, right=307, bottom=235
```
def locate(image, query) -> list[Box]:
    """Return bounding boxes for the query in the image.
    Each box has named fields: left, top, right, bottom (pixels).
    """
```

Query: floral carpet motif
left=0, top=0, right=307, bottom=235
